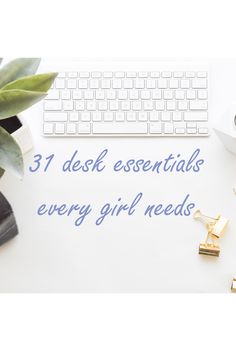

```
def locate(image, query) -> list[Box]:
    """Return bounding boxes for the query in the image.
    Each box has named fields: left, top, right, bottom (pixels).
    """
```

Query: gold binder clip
left=231, top=278, right=236, bottom=292
left=193, top=209, right=229, bottom=257
left=199, top=233, right=220, bottom=257
left=193, top=209, right=229, bottom=239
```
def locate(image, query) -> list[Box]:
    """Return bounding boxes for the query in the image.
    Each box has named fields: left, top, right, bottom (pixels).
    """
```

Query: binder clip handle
left=193, top=209, right=217, bottom=226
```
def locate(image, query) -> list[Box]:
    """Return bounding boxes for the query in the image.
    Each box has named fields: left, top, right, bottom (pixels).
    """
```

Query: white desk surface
left=0, top=59, right=236, bottom=293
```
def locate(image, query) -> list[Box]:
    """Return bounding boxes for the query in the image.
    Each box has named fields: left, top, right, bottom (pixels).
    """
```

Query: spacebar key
left=93, top=122, right=148, bottom=134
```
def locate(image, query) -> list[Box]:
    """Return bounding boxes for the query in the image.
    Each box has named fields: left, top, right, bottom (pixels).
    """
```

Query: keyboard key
left=163, top=90, right=173, bottom=99
left=92, top=112, right=102, bottom=121
left=158, top=79, right=167, bottom=88
left=141, top=90, right=151, bottom=99
left=43, top=123, right=54, bottom=134
left=91, top=72, right=102, bottom=78
left=198, top=127, right=209, bottom=134
left=192, top=78, right=207, bottom=89
left=115, top=72, right=125, bottom=78
left=161, top=112, right=171, bottom=121
left=162, top=71, right=172, bottom=78
left=197, top=71, right=207, bottom=78
left=104, top=112, right=113, bottom=121
left=121, top=101, right=131, bottom=110
left=118, top=90, right=128, bottom=99
left=67, top=79, right=77, bottom=89
left=103, top=72, right=113, bottom=78
left=95, top=90, right=105, bottom=99
left=184, top=112, right=208, bottom=121
left=93, top=122, right=148, bottom=134
left=180, top=79, right=190, bottom=89
left=138, top=112, right=148, bottom=121
left=72, top=90, right=82, bottom=99
left=150, top=72, right=160, bottom=78
left=127, top=72, right=136, bottom=78
left=172, top=111, right=182, bottom=121
left=146, top=79, right=156, bottom=89
left=132, top=101, right=142, bottom=110
left=75, top=101, right=85, bottom=111
left=166, top=101, right=176, bottom=110
left=123, top=79, right=133, bottom=89
left=113, top=79, right=122, bottom=89
left=86, top=100, right=96, bottom=110
left=90, top=79, right=99, bottom=89
left=63, top=101, right=74, bottom=111
left=126, top=112, right=136, bottom=121
left=186, top=90, right=196, bottom=99
left=189, top=101, right=208, bottom=110
left=81, top=112, right=91, bottom=121
left=79, top=72, right=89, bottom=78
left=44, top=101, right=62, bottom=111
left=152, top=90, right=162, bottom=99
left=178, top=101, right=188, bottom=110
left=135, top=79, right=145, bottom=89
left=106, top=90, right=116, bottom=99
left=98, top=101, right=108, bottom=110
left=175, top=128, right=185, bottom=134
left=169, top=79, right=179, bottom=89
left=164, top=122, right=174, bottom=134
left=67, top=123, right=77, bottom=134
left=55, top=123, right=65, bottom=134
left=198, top=90, right=208, bottom=99
left=84, top=91, right=94, bottom=99
left=45, top=90, right=60, bottom=100
left=68, top=72, right=78, bottom=78
left=58, top=72, right=66, bottom=78
left=174, top=122, right=186, bottom=129
left=143, top=101, right=153, bottom=110
left=61, top=90, right=71, bottom=100
left=101, top=79, right=111, bottom=89
left=186, top=72, right=195, bottom=78
left=155, top=101, right=165, bottom=110
left=55, top=79, right=65, bottom=89
left=109, top=101, right=119, bottom=110
left=139, top=72, right=148, bottom=78
left=130, top=90, right=139, bottom=99
left=115, top=112, right=125, bottom=121
left=78, top=79, right=88, bottom=89
left=149, top=122, right=162, bottom=134
left=174, top=72, right=183, bottom=78
left=78, top=122, right=91, bottom=134
left=69, top=112, right=79, bottom=121
left=187, top=128, right=197, bottom=134
left=175, top=90, right=185, bottom=99
left=187, top=122, right=197, bottom=128
left=149, top=111, right=159, bottom=121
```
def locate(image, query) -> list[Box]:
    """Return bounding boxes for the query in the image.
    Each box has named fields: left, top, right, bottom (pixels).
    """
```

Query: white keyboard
left=43, top=67, right=209, bottom=137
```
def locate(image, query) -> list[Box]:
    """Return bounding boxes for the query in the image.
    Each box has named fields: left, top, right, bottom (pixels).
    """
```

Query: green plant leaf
left=0, top=58, right=41, bottom=88
left=0, top=126, right=23, bottom=178
left=2, top=72, right=57, bottom=92
left=0, top=89, right=47, bottom=119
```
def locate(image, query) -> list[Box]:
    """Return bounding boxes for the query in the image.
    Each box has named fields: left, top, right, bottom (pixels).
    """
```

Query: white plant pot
left=6, top=113, right=33, bottom=155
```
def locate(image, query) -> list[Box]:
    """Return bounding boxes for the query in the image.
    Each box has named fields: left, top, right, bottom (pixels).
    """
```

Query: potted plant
left=0, top=58, right=57, bottom=246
